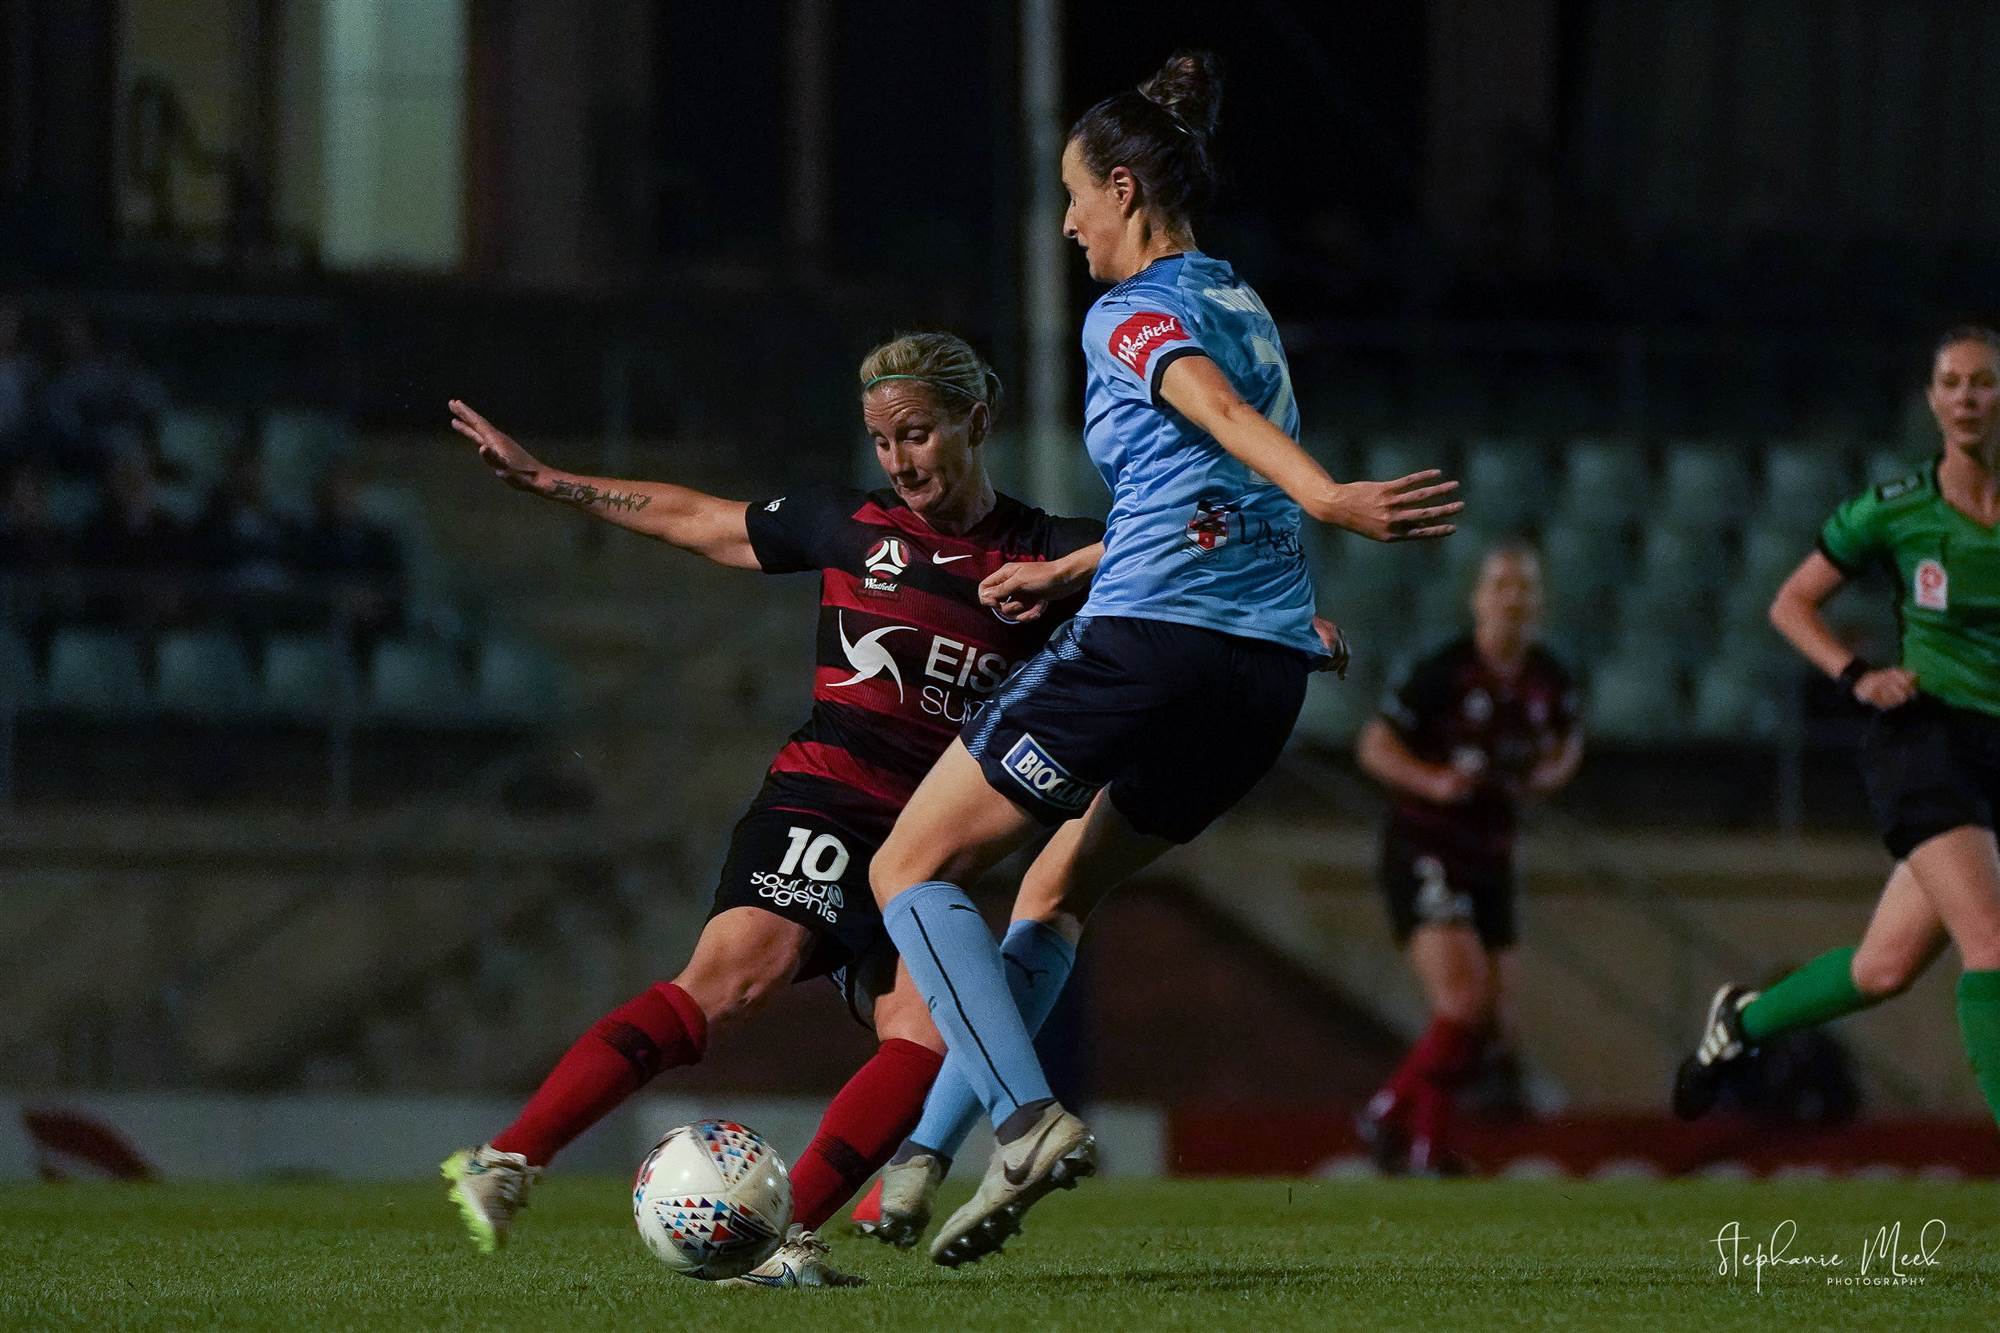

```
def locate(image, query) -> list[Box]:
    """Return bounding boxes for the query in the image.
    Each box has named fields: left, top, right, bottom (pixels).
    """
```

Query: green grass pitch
left=4, top=1176, right=1996, bottom=1330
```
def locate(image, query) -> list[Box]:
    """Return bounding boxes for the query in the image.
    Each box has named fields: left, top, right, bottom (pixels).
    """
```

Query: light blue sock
left=882, top=881, right=1053, bottom=1127
left=909, top=919, right=1077, bottom=1160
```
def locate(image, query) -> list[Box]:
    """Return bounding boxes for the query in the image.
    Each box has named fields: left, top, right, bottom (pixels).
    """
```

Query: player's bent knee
left=868, top=838, right=938, bottom=904
left=1850, top=951, right=1919, bottom=998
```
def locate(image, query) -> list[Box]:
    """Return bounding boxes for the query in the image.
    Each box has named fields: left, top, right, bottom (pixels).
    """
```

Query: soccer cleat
left=928, top=1104, right=1095, bottom=1268
left=1406, top=1138, right=1473, bottom=1179
left=852, top=1153, right=945, bottom=1248
left=1353, top=1092, right=1408, bottom=1176
left=718, top=1225, right=867, bottom=1288
left=440, top=1145, right=540, bottom=1253
left=1671, top=984, right=1760, bottom=1121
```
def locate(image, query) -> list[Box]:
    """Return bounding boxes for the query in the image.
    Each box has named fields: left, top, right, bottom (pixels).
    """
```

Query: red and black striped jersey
left=744, top=484, right=1104, bottom=839
left=1379, top=635, right=1580, bottom=864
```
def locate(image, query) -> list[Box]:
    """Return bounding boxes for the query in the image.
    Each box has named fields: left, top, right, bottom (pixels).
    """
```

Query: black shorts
left=961, top=615, right=1310, bottom=844
left=707, top=802, right=895, bottom=1019
left=1863, top=695, right=2000, bottom=860
left=1380, top=830, right=1517, bottom=950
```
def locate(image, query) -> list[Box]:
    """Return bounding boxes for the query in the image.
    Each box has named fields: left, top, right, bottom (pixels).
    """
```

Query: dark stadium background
left=2, top=0, right=1993, bottom=1183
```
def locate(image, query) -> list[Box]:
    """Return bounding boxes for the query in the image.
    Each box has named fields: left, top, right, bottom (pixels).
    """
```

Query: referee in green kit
left=1675, top=325, right=2000, bottom=1128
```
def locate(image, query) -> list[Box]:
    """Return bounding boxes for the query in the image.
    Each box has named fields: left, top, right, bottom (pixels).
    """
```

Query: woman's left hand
left=1312, top=615, right=1350, bottom=677
left=980, top=558, right=1088, bottom=622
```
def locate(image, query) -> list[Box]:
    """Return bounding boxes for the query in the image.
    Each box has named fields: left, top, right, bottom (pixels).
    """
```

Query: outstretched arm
left=449, top=399, right=760, bottom=570
left=1156, top=355, right=1461, bottom=542
left=1770, top=550, right=1916, bottom=708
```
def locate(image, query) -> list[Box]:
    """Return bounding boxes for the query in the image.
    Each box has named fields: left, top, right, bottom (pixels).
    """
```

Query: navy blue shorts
left=960, top=615, right=1310, bottom=844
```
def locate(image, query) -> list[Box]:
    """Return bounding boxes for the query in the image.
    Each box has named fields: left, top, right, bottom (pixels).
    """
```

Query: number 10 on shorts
left=779, top=827, right=851, bottom=882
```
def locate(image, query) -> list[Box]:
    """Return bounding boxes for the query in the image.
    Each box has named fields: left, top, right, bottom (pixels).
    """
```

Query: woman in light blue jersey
left=862, top=51, right=1462, bottom=1266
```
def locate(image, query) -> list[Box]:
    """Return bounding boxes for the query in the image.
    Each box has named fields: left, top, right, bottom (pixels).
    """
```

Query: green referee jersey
left=1818, top=460, right=2000, bottom=717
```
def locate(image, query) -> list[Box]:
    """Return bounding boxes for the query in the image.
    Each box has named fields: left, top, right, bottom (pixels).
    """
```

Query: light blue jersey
left=1077, top=252, right=1322, bottom=658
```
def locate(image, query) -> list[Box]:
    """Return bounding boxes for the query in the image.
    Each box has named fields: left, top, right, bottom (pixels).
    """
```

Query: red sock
left=789, top=1038, right=943, bottom=1232
left=492, top=982, right=707, bottom=1166
left=1377, top=1016, right=1485, bottom=1120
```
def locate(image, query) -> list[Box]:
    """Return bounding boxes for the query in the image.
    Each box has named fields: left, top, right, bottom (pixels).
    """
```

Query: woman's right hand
left=1426, top=765, right=1478, bottom=805
left=1853, top=667, right=1918, bottom=709
left=449, top=399, right=544, bottom=492
left=1320, top=470, right=1462, bottom=542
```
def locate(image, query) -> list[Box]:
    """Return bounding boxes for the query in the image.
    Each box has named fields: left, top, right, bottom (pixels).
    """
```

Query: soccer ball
left=632, top=1119, right=792, bottom=1280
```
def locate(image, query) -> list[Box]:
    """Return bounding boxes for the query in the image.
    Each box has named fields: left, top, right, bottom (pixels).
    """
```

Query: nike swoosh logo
left=932, top=552, right=972, bottom=565
left=1002, top=1120, right=1061, bottom=1187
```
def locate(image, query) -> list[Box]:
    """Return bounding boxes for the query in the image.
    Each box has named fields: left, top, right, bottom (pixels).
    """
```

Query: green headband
left=863, top=373, right=984, bottom=400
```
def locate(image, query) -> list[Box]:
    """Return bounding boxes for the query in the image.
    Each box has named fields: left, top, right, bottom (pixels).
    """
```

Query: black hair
left=1067, top=51, right=1223, bottom=232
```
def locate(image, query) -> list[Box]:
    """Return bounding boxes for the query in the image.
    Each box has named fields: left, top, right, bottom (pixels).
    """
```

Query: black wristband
left=1836, top=657, right=1871, bottom=691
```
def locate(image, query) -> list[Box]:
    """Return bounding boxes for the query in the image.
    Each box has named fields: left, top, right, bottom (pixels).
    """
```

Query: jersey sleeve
left=743, top=484, right=856, bottom=574
left=1380, top=651, right=1452, bottom=740
left=1082, top=287, right=1211, bottom=408
left=1817, top=486, right=1889, bottom=575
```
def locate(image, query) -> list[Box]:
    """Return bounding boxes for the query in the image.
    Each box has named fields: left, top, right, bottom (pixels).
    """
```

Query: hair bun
left=1137, top=50, right=1222, bottom=138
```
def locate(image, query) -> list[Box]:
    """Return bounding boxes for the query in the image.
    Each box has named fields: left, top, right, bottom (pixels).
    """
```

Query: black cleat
left=1671, top=984, right=1759, bottom=1120
left=1353, top=1095, right=1408, bottom=1176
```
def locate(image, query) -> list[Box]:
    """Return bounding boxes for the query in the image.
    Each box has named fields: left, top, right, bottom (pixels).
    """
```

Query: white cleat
left=440, top=1145, right=540, bottom=1253
left=929, top=1104, right=1096, bottom=1268
left=854, top=1154, right=945, bottom=1249
left=718, top=1225, right=867, bottom=1288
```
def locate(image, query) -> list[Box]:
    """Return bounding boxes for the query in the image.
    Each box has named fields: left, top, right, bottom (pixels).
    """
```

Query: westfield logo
left=1111, top=312, right=1186, bottom=373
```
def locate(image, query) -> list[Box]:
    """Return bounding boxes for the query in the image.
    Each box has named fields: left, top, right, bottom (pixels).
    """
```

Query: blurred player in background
left=1675, top=326, right=2000, bottom=1130
left=438, top=332, right=1104, bottom=1286
left=863, top=50, right=1460, bottom=1268
left=1353, top=542, right=1582, bottom=1174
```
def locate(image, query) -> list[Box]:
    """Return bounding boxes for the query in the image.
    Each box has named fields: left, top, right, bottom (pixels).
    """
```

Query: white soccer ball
left=632, top=1119, right=792, bottom=1280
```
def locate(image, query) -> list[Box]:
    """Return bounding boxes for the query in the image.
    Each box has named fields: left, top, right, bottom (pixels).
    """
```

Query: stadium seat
left=158, top=408, right=240, bottom=487
left=1691, top=662, right=1784, bottom=740
left=260, top=408, right=354, bottom=517
left=1709, top=628, right=1800, bottom=688
left=1322, top=540, right=1430, bottom=644
left=1556, top=439, right=1650, bottom=530
left=1658, top=444, right=1754, bottom=533
left=262, top=634, right=350, bottom=721
left=1362, top=436, right=1450, bottom=487
left=1585, top=655, right=1684, bottom=742
left=353, top=484, right=441, bottom=593
left=367, top=637, right=468, bottom=725
left=44, top=478, right=101, bottom=534
left=0, top=627, right=36, bottom=710
left=45, top=627, right=149, bottom=717
left=1864, top=447, right=1923, bottom=486
left=1313, top=370, right=1400, bottom=434
left=156, top=629, right=257, bottom=719
left=1760, top=441, right=1855, bottom=534
left=1460, top=439, right=1546, bottom=534
left=1541, top=521, right=1632, bottom=602
left=1611, top=609, right=1713, bottom=675
left=475, top=639, right=567, bottom=725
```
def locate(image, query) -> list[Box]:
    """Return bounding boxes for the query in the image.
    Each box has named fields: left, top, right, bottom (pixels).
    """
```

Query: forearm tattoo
left=548, top=479, right=651, bottom=513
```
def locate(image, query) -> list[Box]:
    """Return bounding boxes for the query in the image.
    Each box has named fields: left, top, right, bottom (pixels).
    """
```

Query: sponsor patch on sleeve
left=1107, top=310, right=1192, bottom=380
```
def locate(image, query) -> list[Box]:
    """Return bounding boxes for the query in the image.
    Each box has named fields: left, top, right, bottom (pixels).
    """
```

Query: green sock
left=1956, top=970, right=2000, bottom=1128
left=1738, top=946, right=1872, bottom=1041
